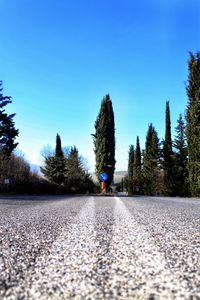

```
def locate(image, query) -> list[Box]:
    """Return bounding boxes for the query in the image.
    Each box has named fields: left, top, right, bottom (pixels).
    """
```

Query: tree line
left=126, top=52, right=200, bottom=197
left=126, top=103, right=188, bottom=196
left=0, top=80, right=47, bottom=193
left=0, top=51, right=200, bottom=196
left=0, top=81, right=95, bottom=193
left=41, top=134, right=95, bottom=193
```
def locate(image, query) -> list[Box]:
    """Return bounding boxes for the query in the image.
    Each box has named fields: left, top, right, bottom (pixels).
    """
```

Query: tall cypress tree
left=0, top=81, right=19, bottom=156
left=174, top=114, right=189, bottom=196
left=133, top=136, right=142, bottom=194
left=92, top=94, right=115, bottom=189
left=127, top=145, right=134, bottom=195
left=163, top=101, right=176, bottom=196
left=55, top=133, right=63, bottom=157
left=186, top=52, right=200, bottom=197
left=143, top=124, right=160, bottom=195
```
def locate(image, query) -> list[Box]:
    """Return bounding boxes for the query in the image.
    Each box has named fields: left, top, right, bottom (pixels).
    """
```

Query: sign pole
left=101, top=181, right=106, bottom=192
left=99, top=173, right=108, bottom=193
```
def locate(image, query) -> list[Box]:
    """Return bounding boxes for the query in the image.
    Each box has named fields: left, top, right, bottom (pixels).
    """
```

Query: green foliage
left=127, top=145, right=134, bottom=195
left=55, top=133, right=64, bottom=157
left=0, top=81, right=19, bottom=157
left=186, top=52, right=200, bottom=196
left=143, top=124, right=161, bottom=195
left=40, top=156, right=65, bottom=186
left=41, top=136, right=95, bottom=193
left=124, top=174, right=128, bottom=192
left=133, top=136, right=142, bottom=194
left=92, top=94, right=115, bottom=189
left=163, top=101, right=176, bottom=196
left=174, top=114, right=189, bottom=196
left=41, top=134, right=66, bottom=186
left=65, top=146, right=91, bottom=193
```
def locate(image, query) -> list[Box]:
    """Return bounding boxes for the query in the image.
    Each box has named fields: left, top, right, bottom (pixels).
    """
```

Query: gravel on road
left=0, top=195, right=200, bottom=299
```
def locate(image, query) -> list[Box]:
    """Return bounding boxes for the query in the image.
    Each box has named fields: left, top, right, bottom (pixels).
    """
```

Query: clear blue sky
left=1, top=0, right=200, bottom=171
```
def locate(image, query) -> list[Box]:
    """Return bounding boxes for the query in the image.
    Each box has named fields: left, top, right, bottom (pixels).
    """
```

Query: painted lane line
left=23, top=197, right=97, bottom=299
left=105, top=197, right=190, bottom=299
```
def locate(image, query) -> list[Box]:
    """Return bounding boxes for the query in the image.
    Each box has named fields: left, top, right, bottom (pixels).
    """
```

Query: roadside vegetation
left=0, top=51, right=200, bottom=196
left=126, top=102, right=189, bottom=196
left=126, top=52, right=200, bottom=197
left=41, top=135, right=95, bottom=194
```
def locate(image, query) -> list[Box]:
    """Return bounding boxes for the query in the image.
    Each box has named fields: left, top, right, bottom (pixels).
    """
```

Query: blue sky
left=1, top=0, right=200, bottom=171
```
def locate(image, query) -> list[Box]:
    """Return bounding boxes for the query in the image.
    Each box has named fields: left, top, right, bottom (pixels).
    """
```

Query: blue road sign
left=99, top=173, right=108, bottom=182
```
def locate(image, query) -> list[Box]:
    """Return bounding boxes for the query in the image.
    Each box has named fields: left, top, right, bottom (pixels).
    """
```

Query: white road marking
left=107, top=197, right=190, bottom=299
left=25, top=197, right=97, bottom=299
left=2, top=196, right=199, bottom=299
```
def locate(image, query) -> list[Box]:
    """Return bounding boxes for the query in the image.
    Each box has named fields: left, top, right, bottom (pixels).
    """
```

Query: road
left=0, top=195, right=200, bottom=299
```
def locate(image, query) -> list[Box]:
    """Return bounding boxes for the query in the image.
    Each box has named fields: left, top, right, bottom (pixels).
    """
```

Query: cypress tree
left=174, top=114, right=189, bottom=196
left=133, top=136, right=142, bottom=194
left=143, top=124, right=160, bottom=195
left=186, top=52, right=200, bottom=196
left=55, top=133, right=63, bottom=157
left=127, top=145, right=134, bottom=195
left=41, top=134, right=66, bottom=186
left=0, top=81, right=19, bottom=156
left=92, top=94, right=115, bottom=189
left=163, top=101, right=176, bottom=196
left=54, top=133, right=65, bottom=185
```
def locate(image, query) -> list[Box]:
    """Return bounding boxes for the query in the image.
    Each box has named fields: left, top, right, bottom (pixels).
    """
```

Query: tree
left=174, top=114, right=189, bottom=196
left=41, top=139, right=94, bottom=193
left=133, top=136, right=142, bottom=194
left=0, top=150, right=49, bottom=194
left=0, top=150, right=30, bottom=191
left=0, top=81, right=19, bottom=157
left=127, top=145, right=134, bottom=195
left=186, top=52, right=200, bottom=196
left=92, top=94, right=115, bottom=190
left=41, top=134, right=66, bottom=186
left=143, top=124, right=160, bottom=195
left=65, top=146, right=94, bottom=193
left=55, top=133, right=63, bottom=157
left=65, top=146, right=84, bottom=191
left=163, top=101, right=176, bottom=196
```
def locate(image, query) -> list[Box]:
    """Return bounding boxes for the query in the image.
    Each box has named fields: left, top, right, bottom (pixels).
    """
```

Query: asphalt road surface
left=0, top=195, right=200, bottom=299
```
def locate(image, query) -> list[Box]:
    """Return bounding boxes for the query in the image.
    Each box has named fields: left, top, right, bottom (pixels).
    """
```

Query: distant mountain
left=114, top=171, right=127, bottom=183
left=115, top=171, right=127, bottom=176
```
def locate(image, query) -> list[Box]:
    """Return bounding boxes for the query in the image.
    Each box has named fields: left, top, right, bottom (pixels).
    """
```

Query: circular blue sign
left=99, top=173, right=108, bottom=182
